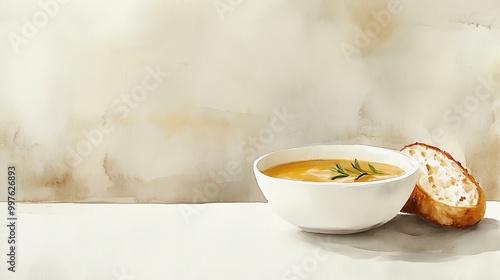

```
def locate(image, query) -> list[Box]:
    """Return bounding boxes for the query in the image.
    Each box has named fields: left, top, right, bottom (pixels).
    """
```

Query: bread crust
left=401, top=142, right=486, bottom=228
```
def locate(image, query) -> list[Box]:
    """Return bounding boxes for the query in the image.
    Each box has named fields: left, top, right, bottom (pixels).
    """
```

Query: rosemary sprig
left=330, top=159, right=387, bottom=181
left=329, top=164, right=349, bottom=180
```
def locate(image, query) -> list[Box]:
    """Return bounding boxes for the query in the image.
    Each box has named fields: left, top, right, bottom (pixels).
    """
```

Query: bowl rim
left=253, top=144, right=420, bottom=187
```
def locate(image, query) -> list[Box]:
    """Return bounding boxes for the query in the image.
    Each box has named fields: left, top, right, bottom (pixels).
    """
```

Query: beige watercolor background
left=1, top=0, right=500, bottom=203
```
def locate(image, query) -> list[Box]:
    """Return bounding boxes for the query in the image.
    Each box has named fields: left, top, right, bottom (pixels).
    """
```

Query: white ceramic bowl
left=253, top=145, right=420, bottom=234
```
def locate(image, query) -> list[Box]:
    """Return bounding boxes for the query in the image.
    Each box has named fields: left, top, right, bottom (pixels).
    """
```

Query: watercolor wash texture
left=1, top=0, right=500, bottom=203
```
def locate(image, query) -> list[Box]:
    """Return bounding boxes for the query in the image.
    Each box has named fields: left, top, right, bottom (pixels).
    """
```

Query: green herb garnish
left=330, top=159, right=387, bottom=181
left=329, top=164, right=349, bottom=180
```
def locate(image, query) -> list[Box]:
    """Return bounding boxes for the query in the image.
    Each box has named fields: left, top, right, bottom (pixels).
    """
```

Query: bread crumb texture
left=402, top=145, right=478, bottom=208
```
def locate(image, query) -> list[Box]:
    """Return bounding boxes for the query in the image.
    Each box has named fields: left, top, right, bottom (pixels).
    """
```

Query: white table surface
left=1, top=201, right=499, bottom=280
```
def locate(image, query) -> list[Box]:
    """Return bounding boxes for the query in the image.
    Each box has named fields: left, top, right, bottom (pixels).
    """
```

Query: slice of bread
left=400, top=142, right=486, bottom=228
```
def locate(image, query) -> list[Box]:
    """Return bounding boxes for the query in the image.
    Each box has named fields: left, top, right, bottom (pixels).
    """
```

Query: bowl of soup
left=253, top=144, right=420, bottom=234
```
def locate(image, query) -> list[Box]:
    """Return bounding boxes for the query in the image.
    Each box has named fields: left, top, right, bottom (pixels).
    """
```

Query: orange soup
left=263, top=159, right=405, bottom=183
